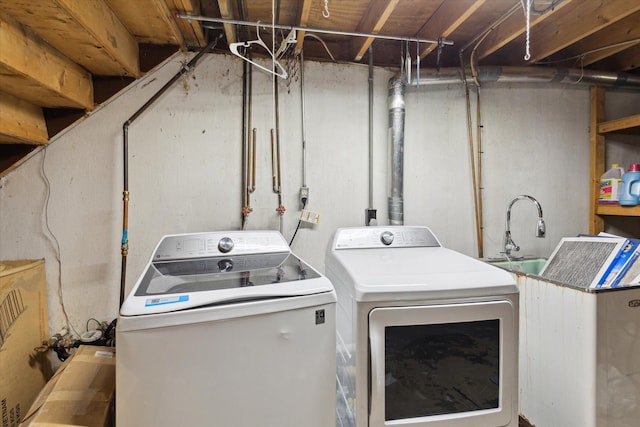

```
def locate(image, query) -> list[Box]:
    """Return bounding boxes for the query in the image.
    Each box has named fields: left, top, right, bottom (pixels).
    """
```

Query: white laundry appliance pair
left=117, top=226, right=519, bottom=427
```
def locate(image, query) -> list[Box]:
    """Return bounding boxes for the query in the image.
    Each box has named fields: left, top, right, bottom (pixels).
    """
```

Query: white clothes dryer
left=116, top=230, right=336, bottom=427
left=325, top=226, right=519, bottom=427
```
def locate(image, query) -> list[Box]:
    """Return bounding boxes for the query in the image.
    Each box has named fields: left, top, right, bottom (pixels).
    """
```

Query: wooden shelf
left=596, top=204, right=640, bottom=216
left=597, top=113, right=640, bottom=134
left=590, top=87, right=640, bottom=234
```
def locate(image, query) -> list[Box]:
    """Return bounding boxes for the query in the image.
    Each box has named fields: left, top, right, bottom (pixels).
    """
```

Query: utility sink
left=485, top=258, right=547, bottom=276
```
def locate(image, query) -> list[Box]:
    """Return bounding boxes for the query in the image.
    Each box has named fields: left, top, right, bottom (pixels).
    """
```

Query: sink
left=486, top=258, right=547, bottom=275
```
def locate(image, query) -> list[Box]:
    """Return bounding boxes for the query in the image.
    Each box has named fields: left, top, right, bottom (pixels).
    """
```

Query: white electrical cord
left=41, top=147, right=79, bottom=337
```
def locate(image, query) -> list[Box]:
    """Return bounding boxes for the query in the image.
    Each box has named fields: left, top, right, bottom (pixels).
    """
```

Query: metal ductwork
left=408, top=66, right=640, bottom=88
left=386, top=65, right=640, bottom=226
left=388, top=78, right=405, bottom=225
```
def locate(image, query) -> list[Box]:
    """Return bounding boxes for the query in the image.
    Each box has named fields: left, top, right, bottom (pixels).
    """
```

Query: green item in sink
left=488, top=258, right=547, bottom=275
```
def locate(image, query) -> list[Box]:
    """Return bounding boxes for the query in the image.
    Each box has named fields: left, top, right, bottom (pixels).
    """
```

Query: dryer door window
left=368, top=300, right=516, bottom=427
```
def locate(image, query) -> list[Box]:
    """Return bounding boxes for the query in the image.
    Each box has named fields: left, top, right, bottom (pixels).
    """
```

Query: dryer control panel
left=332, top=226, right=441, bottom=249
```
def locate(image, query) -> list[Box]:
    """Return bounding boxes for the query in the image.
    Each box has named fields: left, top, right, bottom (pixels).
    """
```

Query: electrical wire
left=41, top=147, right=80, bottom=337
left=303, top=33, right=337, bottom=62
left=289, top=200, right=307, bottom=246
left=86, top=317, right=103, bottom=332
left=533, top=38, right=640, bottom=65
left=529, top=0, right=564, bottom=15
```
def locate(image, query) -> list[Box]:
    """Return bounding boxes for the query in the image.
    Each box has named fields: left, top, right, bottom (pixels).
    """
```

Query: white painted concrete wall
left=0, top=51, right=621, bottom=335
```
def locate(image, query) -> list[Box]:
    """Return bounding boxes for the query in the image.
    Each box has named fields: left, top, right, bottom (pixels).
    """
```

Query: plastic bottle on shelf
left=619, top=163, right=640, bottom=206
left=599, top=163, right=625, bottom=202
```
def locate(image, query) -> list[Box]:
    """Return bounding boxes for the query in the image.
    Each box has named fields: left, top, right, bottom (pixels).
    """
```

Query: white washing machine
left=116, top=230, right=336, bottom=427
left=325, top=226, right=519, bottom=427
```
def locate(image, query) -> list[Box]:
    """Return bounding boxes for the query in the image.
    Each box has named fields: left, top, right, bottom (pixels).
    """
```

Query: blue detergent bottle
left=619, top=163, right=640, bottom=206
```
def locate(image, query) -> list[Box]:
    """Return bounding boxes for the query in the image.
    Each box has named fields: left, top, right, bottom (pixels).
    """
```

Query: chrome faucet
left=503, top=195, right=546, bottom=258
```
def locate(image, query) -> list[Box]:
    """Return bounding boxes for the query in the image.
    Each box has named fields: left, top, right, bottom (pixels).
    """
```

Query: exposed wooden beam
left=352, top=0, right=400, bottom=62
left=498, top=0, right=640, bottom=65
left=106, top=0, right=184, bottom=47
left=474, top=0, right=573, bottom=60
left=0, top=91, right=48, bottom=145
left=0, top=10, right=93, bottom=110
left=217, top=0, right=237, bottom=46
left=545, top=12, right=640, bottom=67
left=295, top=0, right=313, bottom=53
left=58, top=0, right=140, bottom=76
left=592, top=43, right=640, bottom=73
left=164, top=0, right=206, bottom=47
left=417, top=0, right=486, bottom=60
left=0, top=0, right=140, bottom=77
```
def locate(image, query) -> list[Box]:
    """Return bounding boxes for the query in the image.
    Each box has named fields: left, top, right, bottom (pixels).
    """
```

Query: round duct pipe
left=388, top=78, right=405, bottom=225
left=407, top=66, right=640, bottom=88
left=386, top=65, right=640, bottom=226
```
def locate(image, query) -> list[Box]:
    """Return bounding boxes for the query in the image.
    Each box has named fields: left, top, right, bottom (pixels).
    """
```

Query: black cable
left=289, top=199, right=307, bottom=246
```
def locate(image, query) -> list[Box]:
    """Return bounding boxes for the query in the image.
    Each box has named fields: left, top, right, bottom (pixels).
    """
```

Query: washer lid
left=120, top=231, right=333, bottom=316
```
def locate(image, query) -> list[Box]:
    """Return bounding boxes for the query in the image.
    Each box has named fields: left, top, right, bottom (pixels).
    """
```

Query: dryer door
left=368, top=300, right=517, bottom=427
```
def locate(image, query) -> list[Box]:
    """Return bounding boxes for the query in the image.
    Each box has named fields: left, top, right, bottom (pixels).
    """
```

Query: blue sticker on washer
left=145, top=295, right=189, bottom=307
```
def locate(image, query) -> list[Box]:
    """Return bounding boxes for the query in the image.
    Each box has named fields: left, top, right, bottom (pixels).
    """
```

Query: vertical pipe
left=251, top=129, right=257, bottom=191
left=460, top=51, right=483, bottom=258
left=476, top=88, right=484, bottom=258
left=300, top=50, right=307, bottom=188
left=388, top=78, right=405, bottom=225
left=365, top=46, right=377, bottom=226
left=275, top=77, right=282, bottom=195
left=245, top=54, right=254, bottom=227
left=242, top=58, right=251, bottom=227
left=464, top=80, right=482, bottom=257
left=119, top=35, right=220, bottom=306
left=368, top=46, right=374, bottom=210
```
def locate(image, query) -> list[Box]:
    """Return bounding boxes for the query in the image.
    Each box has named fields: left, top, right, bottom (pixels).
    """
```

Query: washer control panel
left=152, top=231, right=289, bottom=261
left=333, top=226, right=441, bottom=249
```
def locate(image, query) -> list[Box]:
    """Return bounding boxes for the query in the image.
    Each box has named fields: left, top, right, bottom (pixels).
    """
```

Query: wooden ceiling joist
left=0, top=91, right=48, bottom=145
left=217, top=0, right=238, bottom=46
left=352, top=0, right=400, bottom=62
left=106, top=0, right=185, bottom=47
left=547, top=12, right=640, bottom=67
left=500, top=0, right=640, bottom=65
left=593, top=44, right=640, bottom=73
left=416, top=0, right=486, bottom=60
left=165, top=0, right=206, bottom=48
left=0, top=0, right=140, bottom=78
left=0, top=10, right=93, bottom=110
left=473, top=0, right=573, bottom=61
left=295, top=0, right=313, bottom=53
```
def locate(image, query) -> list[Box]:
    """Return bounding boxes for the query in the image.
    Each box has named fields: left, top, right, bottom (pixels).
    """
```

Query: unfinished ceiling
left=1, top=0, right=639, bottom=174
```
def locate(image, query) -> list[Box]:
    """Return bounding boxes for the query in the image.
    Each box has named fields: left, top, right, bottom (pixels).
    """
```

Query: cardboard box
left=0, top=259, right=50, bottom=427
left=20, top=346, right=115, bottom=427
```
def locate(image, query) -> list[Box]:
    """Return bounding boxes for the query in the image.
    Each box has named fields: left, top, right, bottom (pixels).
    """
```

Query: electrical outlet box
left=299, top=186, right=309, bottom=207
left=365, top=208, right=377, bottom=226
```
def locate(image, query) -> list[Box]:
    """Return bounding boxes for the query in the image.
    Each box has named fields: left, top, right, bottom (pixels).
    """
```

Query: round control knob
left=218, top=259, right=233, bottom=273
left=380, top=231, right=394, bottom=246
left=218, top=237, right=234, bottom=253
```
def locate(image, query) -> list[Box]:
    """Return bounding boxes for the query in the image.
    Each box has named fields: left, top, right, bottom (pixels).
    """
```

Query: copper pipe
left=119, top=35, right=221, bottom=307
